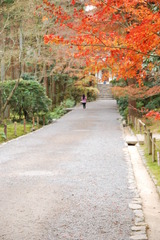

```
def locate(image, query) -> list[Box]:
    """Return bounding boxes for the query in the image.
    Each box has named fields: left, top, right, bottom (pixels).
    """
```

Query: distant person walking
left=81, top=94, right=87, bottom=109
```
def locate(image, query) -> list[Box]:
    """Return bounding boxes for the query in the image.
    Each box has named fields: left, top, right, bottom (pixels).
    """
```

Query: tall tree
left=43, top=0, right=160, bottom=84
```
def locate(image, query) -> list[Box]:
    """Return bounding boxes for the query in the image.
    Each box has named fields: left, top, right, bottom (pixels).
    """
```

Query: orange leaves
left=44, top=35, right=65, bottom=44
left=147, top=62, right=154, bottom=71
left=126, top=16, right=160, bottom=54
left=112, top=85, right=160, bottom=100
left=42, top=0, right=160, bottom=81
left=146, top=110, right=160, bottom=121
left=42, top=16, right=48, bottom=21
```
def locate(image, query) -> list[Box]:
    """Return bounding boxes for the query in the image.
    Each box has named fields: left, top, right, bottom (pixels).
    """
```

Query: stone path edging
left=127, top=123, right=160, bottom=197
left=124, top=124, right=160, bottom=240
left=123, top=146, right=148, bottom=240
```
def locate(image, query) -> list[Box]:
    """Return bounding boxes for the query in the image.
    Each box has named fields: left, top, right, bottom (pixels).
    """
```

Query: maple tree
left=112, top=85, right=160, bottom=100
left=41, top=0, right=160, bottom=121
left=42, top=0, right=160, bottom=83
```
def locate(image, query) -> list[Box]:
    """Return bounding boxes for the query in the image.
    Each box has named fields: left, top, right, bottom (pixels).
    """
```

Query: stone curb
left=125, top=125, right=160, bottom=196
left=125, top=125, right=160, bottom=239
left=126, top=124, right=160, bottom=197
left=128, top=189, right=148, bottom=240
left=122, top=126, right=148, bottom=240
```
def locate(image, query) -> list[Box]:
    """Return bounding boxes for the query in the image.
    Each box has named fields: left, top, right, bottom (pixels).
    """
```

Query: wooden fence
left=128, top=114, right=160, bottom=166
left=1, top=116, right=42, bottom=141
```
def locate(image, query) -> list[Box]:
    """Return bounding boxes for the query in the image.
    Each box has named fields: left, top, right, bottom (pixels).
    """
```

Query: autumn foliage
left=112, top=85, right=160, bottom=100
left=146, top=110, right=160, bottom=120
left=42, top=0, right=160, bottom=83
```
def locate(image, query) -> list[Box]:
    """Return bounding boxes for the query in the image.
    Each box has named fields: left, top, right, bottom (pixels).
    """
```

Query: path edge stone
left=122, top=125, right=148, bottom=240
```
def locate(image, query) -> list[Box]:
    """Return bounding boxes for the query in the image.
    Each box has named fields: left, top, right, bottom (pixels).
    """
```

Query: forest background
left=0, top=0, right=98, bottom=127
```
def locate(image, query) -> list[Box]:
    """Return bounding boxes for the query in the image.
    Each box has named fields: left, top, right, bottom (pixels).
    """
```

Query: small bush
left=117, top=96, right=128, bottom=119
left=136, top=101, right=144, bottom=109
left=110, top=78, right=127, bottom=87
left=145, top=96, right=160, bottom=110
left=50, top=106, right=67, bottom=119
left=0, top=132, right=7, bottom=140
left=21, top=73, right=36, bottom=81
left=63, top=98, right=75, bottom=108
left=0, top=79, right=52, bottom=120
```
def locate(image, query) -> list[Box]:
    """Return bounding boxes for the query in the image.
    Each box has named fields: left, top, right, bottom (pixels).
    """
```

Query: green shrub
left=117, top=96, right=128, bottom=119
left=50, top=106, right=67, bottom=119
left=123, top=107, right=129, bottom=120
left=136, top=101, right=144, bottom=109
left=87, top=89, right=97, bottom=101
left=0, top=79, right=52, bottom=120
left=145, top=96, right=160, bottom=110
left=3, top=0, right=14, bottom=4
left=63, top=98, right=75, bottom=108
left=0, top=132, right=7, bottom=140
left=21, top=73, right=36, bottom=81
left=110, top=78, right=127, bottom=87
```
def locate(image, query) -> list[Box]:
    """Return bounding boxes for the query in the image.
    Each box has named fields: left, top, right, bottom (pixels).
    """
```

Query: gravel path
left=0, top=100, right=134, bottom=240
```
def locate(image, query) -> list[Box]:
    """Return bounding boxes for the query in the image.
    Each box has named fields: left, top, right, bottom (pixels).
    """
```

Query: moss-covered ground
left=130, top=116, right=160, bottom=187
left=142, top=145, right=160, bottom=186
left=0, top=121, right=42, bottom=144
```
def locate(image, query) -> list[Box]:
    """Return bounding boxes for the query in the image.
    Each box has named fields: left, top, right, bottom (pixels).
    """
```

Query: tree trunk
left=1, top=79, right=19, bottom=114
left=1, top=58, right=5, bottom=82
left=44, top=64, right=49, bottom=96
left=38, top=62, right=46, bottom=83
left=51, top=77, right=56, bottom=107
left=0, top=88, right=2, bottom=123
left=19, top=25, right=24, bottom=76
left=11, top=56, right=15, bottom=80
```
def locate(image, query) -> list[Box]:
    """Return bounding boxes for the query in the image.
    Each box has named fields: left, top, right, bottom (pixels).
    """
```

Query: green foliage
left=110, top=78, right=127, bottom=87
left=0, top=80, right=52, bottom=120
left=53, top=73, right=74, bottom=83
left=70, top=87, right=89, bottom=103
left=70, top=87, right=83, bottom=103
left=123, top=107, right=129, bottom=120
left=71, top=85, right=98, bottom=103
left=3, top=0, right=14, bottom=4
left=87, top=88, right=97, bottom=101
left=21, top=73, right=36, bottom=81
left=148, top=2, right=159, bottom=12
left=143, top=145, right=160, bottom=186
left=63, top=98, right=75, bottom=108
left=38, top=112, right=52, bottom=125
left=136, top=101, right=144, bottom=109
left=0, top=122, right=36, bottom=143
left=50, top=105, right=67, bottom=119
left=144, top=118, right=153, bottom=126
left=145, top=96, right=160, bottom=110
left=0, top=132, right=7, bottom=140
left=117, top=97, right=128, bottom=119
left=52, top=73, right=77, bottom=105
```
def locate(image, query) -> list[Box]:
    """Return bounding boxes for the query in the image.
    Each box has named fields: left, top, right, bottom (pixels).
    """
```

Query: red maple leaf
left=71, top=0, right=75, bottom=5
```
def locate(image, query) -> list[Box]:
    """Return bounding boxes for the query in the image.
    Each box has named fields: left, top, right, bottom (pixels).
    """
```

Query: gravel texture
left=0, top=100, right=134, bottom=240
